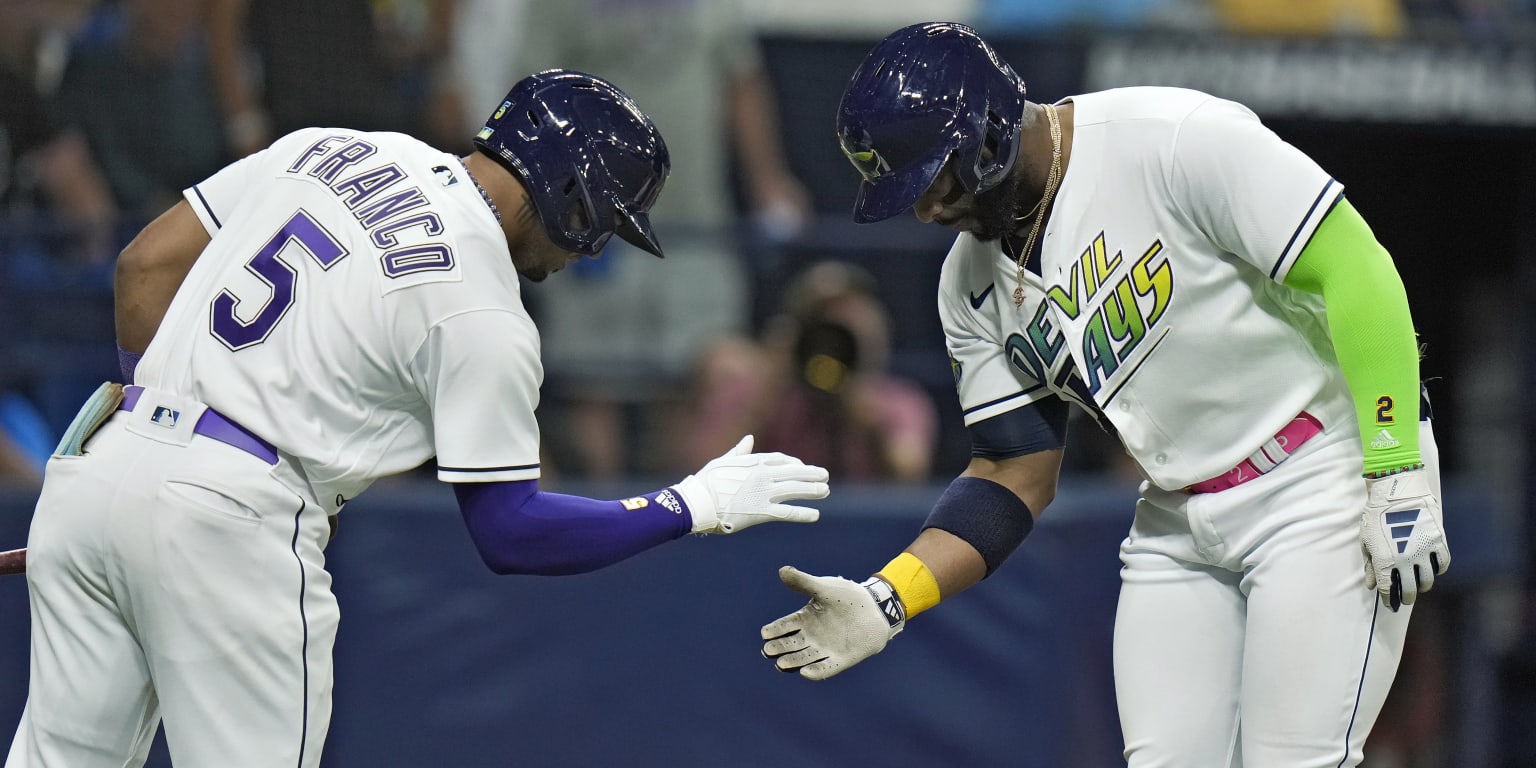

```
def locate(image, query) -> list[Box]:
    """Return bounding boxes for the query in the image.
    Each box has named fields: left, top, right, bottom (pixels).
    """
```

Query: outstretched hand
left=673, top=436, right=829, bottom=534
left=760, top=566, right=904, bottom=680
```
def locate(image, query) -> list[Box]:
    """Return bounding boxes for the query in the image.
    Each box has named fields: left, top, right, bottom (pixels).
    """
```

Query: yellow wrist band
left=877, top=552, right=941, bottom=618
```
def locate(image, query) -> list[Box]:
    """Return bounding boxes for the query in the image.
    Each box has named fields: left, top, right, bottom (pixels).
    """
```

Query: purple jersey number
left=211, top=209, right=349, bottom=350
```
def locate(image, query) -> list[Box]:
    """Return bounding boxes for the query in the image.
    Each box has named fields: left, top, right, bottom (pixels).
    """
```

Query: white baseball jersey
left=941, top=87, right=1355, bottom=489
left=11, top=129, right=553, bottom=768
left=138, top=127, right=543, bottom=511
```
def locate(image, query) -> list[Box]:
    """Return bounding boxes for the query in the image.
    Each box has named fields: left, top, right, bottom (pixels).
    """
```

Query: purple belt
left=118, top=386, right=279, bottom=465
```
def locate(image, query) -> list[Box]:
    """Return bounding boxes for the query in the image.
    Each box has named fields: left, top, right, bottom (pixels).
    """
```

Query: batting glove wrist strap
left=1360, top=467, right=1451, bottom=612
left=1363, top=462, right=1425, bottom=480
left=759, top=567, right=903, bottom=681
left=672, top=435, right=829, bottom=535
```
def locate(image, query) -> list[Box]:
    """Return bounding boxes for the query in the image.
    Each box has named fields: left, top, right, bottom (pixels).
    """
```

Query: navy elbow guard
left=922, top=476, right=1034, bottom=576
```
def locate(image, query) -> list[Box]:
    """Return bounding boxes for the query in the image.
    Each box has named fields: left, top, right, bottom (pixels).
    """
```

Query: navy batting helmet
left=474, top=69, right=670, bottom=256
left=837, top=22, right=1027, bottom=224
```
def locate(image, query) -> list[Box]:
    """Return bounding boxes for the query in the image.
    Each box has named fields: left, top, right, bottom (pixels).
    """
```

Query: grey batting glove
left=759, top=566, right=905, bottom=680
left=673, top=435, right=829, bottom=535
left=1361, top=467, right=1450, bottom=612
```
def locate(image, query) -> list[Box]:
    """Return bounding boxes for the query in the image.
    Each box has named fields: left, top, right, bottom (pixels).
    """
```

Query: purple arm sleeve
left=118, top=344, right=142, bottom=385
left=453, top=479, right=693, bottom=576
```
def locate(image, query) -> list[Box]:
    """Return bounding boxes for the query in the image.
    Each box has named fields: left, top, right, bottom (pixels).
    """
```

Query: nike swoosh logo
left=969, top=283, right=994, bottom=310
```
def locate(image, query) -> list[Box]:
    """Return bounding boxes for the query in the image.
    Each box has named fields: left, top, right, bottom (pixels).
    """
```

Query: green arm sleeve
left=1283, top=197, right=1421, bottom=475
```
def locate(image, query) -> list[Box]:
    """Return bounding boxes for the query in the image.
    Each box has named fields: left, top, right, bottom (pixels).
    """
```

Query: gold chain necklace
left=1012, top=103, right=1063, bottom=308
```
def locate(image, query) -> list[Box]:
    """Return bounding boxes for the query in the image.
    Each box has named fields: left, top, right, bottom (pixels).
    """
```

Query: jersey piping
left=1270, top=178, right=1343, bottom=280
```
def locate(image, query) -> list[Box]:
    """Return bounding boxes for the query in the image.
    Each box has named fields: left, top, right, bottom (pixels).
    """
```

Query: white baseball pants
left=1114, top=421, right=1440, bottom=767
left=7, top=393, right=336, bottom=768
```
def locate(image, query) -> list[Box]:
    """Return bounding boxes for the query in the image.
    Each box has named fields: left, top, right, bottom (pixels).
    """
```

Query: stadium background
left=1, top=1, right=1533, bottom=765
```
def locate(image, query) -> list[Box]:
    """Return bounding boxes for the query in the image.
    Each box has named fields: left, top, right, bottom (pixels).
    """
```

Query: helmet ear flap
left=973, top=108, right=1016, bottom=191
left=556, top=173, right=598, bottom=240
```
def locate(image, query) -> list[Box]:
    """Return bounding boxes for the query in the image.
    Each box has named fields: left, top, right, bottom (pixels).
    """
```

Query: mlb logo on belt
left=150, top=406, right=180, bottom=429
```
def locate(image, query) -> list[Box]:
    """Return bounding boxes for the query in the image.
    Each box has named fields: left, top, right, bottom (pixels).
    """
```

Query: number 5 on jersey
left=212, top=209, right=348, bottom=350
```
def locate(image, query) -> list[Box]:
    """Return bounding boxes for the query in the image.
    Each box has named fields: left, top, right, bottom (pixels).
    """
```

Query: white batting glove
left=759, top=566, right=905, bottom=680
left=1361, top=467, right=1450, bottom=612
left=673, top=435, right=829, bottom=534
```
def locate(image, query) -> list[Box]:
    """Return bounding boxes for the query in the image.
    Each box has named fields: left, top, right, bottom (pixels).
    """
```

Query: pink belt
left=1186, top=412, right=1323, bottom=494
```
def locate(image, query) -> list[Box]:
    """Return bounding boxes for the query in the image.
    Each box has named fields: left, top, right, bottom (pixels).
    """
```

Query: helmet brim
left=850, top=150, right=951, bottom=224
left=615, top=208, right=664, bottom=258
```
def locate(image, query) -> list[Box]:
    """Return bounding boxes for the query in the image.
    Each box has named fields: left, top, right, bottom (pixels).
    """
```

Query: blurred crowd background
left=0, top=0, right=1533, bottom=765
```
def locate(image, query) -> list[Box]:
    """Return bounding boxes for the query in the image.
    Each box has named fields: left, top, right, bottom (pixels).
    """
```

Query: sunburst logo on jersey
left=950, top=356, right=963, bottom=385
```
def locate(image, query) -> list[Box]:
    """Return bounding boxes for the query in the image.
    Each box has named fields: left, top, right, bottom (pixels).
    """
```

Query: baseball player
left=8, top=69, right=830, bottom=768
left=759, top=23, right=1450, bottom=767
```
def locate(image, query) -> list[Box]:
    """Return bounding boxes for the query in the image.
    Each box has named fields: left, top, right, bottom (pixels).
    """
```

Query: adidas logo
left=1370, top=430, right=1401, bottom=450
left=655, top=489, right=684, bottom=516
left=1386, top=509, right=1420, bottom=553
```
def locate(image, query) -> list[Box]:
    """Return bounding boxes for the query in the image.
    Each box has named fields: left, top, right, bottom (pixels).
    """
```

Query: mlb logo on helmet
left=150, top=406, right=180, bottom=429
